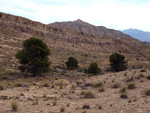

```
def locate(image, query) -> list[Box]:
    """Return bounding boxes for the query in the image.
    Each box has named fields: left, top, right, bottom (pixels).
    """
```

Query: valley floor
left=0, top=69, right=150, bottom=113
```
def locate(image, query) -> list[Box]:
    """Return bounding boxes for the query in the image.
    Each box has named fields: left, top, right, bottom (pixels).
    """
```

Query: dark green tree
left=109, top=52, right=127, bottom=72
left=88, top=63, right=101, bottom=75
left=16, top=37, right=51, bottom=76
left=66, top=57, right=78, bottom=70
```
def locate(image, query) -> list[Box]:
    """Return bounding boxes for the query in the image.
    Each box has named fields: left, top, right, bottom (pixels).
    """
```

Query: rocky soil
left=0, top=69, right=150, bottom=113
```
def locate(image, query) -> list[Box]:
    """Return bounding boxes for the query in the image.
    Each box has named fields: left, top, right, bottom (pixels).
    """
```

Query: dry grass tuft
left=11, top=100, right=18, bottom=111
left=81, top=91, right=95, bottom=98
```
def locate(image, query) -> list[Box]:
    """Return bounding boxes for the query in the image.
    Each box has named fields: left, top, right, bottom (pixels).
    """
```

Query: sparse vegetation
left=81, top=91, right=95, bottom=98
left=42, top=81, right=50, bottom=87
left=0, top=83, right=4, bottom=90
left=60, top=106, right=65, bottom=112
left=53, top=100, right=57, bottom=106
left=127, top=83, right=136, bottom=89
left=97, top=104, right=102, bottom=109
left=145, top=89, right=150, bottom=96
left=109, top=52, right=127, bottom=72
left=146, top=75, right=150, bottom=80
left=140, top=69, right=146, bottom=72
left=126, top=76, right=134, bottom=82
left=55, top=80, right=64, bottom=87
left=120, top=87, right=126, bottom=93
left=82, top=104, right=90, bottom=109
left=120, top=93, right=128, bottom=99
left=92, top=82, right=103, bottom=88
left=1, top=12, right=150, bottom=113
left=11, top=100, right=18, bottom=111
left=112, top=83, right=120, bottom=89
left=99, top=87, right=105, bottom=92
left=33, top=98, right=39, bottom=105
left=13, top=82, right=22, bottom=87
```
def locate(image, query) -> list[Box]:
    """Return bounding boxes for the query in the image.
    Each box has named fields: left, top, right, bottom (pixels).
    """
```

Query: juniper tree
left=109, top=52, right=127, bottom=72
left=16, top=37, right=51, bottom=76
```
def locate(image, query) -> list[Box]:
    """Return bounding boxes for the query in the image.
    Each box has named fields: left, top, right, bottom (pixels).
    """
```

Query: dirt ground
left=0, top=69, right=150, bottom=113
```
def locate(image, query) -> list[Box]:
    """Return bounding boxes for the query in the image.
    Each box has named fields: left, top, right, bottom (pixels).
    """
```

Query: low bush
left=120, top=93, right=128, bottom=99
left=127, top=83, right=136, bottom=89
left=145, top=89, right=150, bottom=96
left=0, top=83, right=4, bottom=90
left=119, top=87, right=126, bottom=93
left=81, top=91, right=95, bottom=98
left=146, top=76, right=150, bottom=80
left=11, top=100, right=18, bottom=111
left=60, top=106, right=65, bottom=112
left=112, top=83, right=120, bottom=89
left=92, top=82, right=103, bottom=88
left=99, top=87, right=105, bottom=92
left=82, top=104, right=90, bottom=109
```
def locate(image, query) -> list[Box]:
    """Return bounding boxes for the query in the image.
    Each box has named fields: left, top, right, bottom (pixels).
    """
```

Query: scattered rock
left=82, top=104, right=90, bottom=109
left=0, top=95, right=8, bottom=100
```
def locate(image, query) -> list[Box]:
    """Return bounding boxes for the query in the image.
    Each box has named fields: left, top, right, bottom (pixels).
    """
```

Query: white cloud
left=0, top=0, right=150, bottom=31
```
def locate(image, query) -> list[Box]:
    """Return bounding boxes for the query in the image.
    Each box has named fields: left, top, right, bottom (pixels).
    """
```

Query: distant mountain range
left=122, top=29, right=150, bottom=42
left=50, top=19, right=132, bottom=39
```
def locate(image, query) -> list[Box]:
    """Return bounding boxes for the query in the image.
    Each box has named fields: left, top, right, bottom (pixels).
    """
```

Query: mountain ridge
left=122, top=28, right=150, bottom=42
left=50, top=19, right=133, bottom=39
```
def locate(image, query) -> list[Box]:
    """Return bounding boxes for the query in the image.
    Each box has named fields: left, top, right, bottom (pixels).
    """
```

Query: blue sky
left=0, top=0, right=150, bottom=31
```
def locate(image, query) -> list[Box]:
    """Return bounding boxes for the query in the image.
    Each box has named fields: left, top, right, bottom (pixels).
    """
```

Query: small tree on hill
left=66, top=57, right=78, bottom=70
left=16, top=37, right=51, bottom=76
left=109, top=52, right=127, bottom=72
left=88, top=63, right=101, bottom=75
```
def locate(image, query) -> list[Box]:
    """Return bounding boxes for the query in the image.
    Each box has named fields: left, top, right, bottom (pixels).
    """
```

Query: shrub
left=145, top=89, right=150, bottom=96
left=109, top=52, right=127, bottom=72
left=112, top=83, right=120, bottom=89
left=84, top=69, right=88, bottom=74
left=146, top=76, right=150, bottom=80
left=0, top=83, right=4, bottom=90
left=127, top=83, right=136, bottom=89
left=66, top=57, right=78, bottom=70
left=55, top=80, right=64, bottom=87
left=33, top=98, right=39, bottom=105
left=120, top=93, right=128, bottom=99
left=92, top=82, right=103, bottom=88
left=14, top=82, right=22, bottom=87
left=16, top=37, right=51, bottom=76
left=53, top=100, right=57, bottom=106
left=140, top=69, right=146, bottom=72
left=126, top=77, right=134, bottom=82
left=98, top=87, right=105, bottom=92
left=11, top=100, right=18, bottom=111
left=82, top=104, right=90, bottom=109
left=97, top=104, right=102, bottom=109
left=81, top=91, right=95, bottom=98
left=120, top=87, right=126, bottom=93
left=60, top=106, right=65, bottom=112
left=42, top=81, right=50, bottom=87
left=87, top=63, right=101, bottom=75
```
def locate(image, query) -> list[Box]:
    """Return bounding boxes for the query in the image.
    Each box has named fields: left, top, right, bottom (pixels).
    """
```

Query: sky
left=0, top=0, right=150, bottom=32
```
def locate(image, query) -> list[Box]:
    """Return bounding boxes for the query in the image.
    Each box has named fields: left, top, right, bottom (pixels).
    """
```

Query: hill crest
left=50, top=19, right=132, bottom=39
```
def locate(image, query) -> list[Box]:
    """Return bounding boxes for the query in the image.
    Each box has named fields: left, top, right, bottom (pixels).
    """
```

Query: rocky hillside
left=0, top=12, right=150, bottom=71
left=50, top=19, right=132, bottom=39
